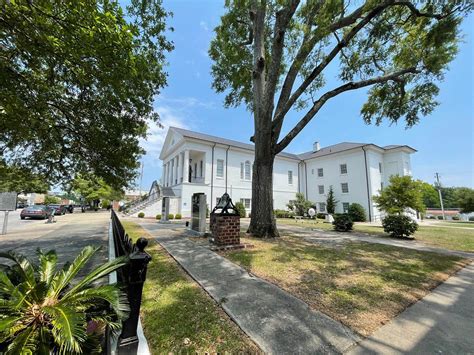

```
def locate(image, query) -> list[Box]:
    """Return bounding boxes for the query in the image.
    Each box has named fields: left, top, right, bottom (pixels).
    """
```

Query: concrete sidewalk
left=139, top=222, right=359, bottom=354
left=348, top=262, right=474, bottom=354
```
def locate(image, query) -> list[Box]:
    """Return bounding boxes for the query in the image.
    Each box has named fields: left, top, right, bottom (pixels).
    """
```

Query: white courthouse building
left=155, top=127, right=415, bottom=221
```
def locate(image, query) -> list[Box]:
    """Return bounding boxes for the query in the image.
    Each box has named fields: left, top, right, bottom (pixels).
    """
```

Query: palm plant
left=0, top=246, right=129, bottom=354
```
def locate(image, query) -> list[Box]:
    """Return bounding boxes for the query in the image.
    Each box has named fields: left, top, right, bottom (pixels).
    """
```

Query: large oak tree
left=209, top=0, right=472, bottom=237
left=0, top=0, right=173, bottom=189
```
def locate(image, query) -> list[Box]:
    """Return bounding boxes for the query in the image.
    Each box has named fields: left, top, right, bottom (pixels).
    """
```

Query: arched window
left=245, top=161, right=251, bottom=180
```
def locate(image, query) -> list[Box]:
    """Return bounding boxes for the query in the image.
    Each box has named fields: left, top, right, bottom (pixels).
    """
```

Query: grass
left=439, top=221, right=474, bottom=228
left=276, top=218, right=474, bottom=252
left=222, top=233, right=469, bottom=336
left=122, top=221, right=260, bottom=354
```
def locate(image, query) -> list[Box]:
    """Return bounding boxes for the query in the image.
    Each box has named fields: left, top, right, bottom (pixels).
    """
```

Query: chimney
left=313, top=141, right=320, bottom=152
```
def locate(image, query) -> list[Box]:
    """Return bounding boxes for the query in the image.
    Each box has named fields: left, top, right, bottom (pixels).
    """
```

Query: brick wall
left=210, top=214, right=240, bottom=246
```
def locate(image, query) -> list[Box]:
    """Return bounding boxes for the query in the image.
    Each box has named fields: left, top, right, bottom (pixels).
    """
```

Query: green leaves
left=0, top=0, right=172, bottom=189
left=0, top=246, right=128, bottom=354
left=373, top=175, right=426, bottom=214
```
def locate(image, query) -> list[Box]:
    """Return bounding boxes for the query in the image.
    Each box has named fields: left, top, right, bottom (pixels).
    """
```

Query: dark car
left=20, top=205, right=51, bottom=220
left=48, top=204, right=66, bottom=215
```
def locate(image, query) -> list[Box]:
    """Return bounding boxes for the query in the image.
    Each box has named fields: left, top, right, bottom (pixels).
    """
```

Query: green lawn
left=122, top=221, right=260, bottom=354
left=222, top=233, right=469, bottom=336
left=439, top=221, right=474, bottom=228
left=276, top=218, right=474, bottom=252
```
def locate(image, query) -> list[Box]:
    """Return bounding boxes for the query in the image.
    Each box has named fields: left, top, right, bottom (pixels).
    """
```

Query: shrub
left=101, top=199, right=110, bottom=209
left=348, top=203, right=367, bottom=222
left=469, top=216, right=474, bottom=222
left=316, top=213, right=326, bottom=219
left=234, top=202, right=246, bottom=218
left=437, top=215, right=444, bottom=220
left=175, top=213, right=182, bottom=219
left=333, top=214, right=353, bottom=232
left=155, top=214, right=161, bottom=220
left=0, top=247, right=127, bottom=354
left=168, top=213, right=174, bottom=220
left=452, top=216, right=460, bottom=221
left=274, top=209, right=289, bottom=218
left=138, top=212, right=145, bottom=218
left=382, top=215, right=418, bottom=238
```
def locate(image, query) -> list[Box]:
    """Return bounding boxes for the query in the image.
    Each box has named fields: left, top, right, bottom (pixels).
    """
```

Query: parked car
left=20, top=205, right=51, bottom=220
left=48, top=204, right=66, bottom=215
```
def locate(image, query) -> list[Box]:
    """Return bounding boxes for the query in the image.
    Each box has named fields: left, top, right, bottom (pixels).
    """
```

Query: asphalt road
left=0, top=210, right=110, bottom=277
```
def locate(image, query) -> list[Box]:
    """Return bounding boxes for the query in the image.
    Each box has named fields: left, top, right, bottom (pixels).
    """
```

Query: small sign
left=0, top=192, right=17, bottom=211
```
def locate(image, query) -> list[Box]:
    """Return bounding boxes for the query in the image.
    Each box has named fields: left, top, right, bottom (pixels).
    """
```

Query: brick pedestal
left=210, top=214, right=240, bottom=246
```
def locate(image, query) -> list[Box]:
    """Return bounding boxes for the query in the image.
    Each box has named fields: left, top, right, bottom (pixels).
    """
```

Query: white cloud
left=199, top=20, right=209, bottom=32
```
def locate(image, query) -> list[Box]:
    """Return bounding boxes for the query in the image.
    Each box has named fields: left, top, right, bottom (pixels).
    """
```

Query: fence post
left=118, top=237, right=152, bottom=352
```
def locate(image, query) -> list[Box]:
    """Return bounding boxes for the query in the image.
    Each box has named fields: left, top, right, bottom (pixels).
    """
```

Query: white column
left=176, top=154, right=181, bottom=183
left=162, top=164, right=166, bottom=186
left=167, top=161, right=171, bottom=186
left=171, top=158, right=175, bottom=186
left=183, top=150, right=190, bottom=183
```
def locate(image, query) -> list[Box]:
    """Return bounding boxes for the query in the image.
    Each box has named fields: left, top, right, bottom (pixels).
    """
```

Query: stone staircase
left=125, top=195, right=161, bottom=216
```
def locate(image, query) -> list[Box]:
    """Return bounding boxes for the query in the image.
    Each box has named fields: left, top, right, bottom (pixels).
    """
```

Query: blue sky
left=137, top=1, right=473, bottom=191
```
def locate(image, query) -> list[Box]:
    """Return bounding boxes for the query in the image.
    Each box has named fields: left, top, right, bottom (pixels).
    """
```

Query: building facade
left=158, top=127, right=416, bottom=221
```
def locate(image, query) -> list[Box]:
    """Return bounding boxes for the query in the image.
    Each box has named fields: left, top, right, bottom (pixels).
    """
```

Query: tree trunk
left=248, top=115, right=279, bottom=238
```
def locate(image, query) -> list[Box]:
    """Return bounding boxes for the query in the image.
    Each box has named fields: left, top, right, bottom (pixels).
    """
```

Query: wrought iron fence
left=110, top=209, right=151, bottom=354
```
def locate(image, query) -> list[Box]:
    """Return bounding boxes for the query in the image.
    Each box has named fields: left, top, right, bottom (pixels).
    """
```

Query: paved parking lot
left=0, top=210, right=110, bottom=276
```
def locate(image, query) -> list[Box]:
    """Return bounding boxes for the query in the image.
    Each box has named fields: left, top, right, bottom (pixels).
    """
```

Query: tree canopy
left=70, top=174, right=123, bottom=203
left=209, top=0, right=472, bottom=237
left=0, top=160, right=49, bottom=194
left=0, top=0, right=173, bottom=189
left=374, top=175, right=425, bottom=214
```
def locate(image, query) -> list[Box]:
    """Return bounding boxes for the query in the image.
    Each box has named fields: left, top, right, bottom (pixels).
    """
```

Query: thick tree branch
left=263, top=0, right=300, bottom=117
left=273, top=1, right=393, bottom=139
left=274, top=67, right=420, bottom=154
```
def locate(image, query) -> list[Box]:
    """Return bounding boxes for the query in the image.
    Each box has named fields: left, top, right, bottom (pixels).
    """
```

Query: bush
left=101, top=199, right=110, bottom=209
left=138, top=212, right=145, bottom=218
left=234, top=202, right=246, bottom=218
left=452, top=216, right=460, bottom=221
left=382, top=215, right=418, bottom=238
left=274, top=209, right=289, bottom=218
left=437, top=215, right=444, bottom=220
left=168, top=213, right=174, bottom=220
left=155, top=214, right=161, bottom=220
left=316, top=213, right=326, bottom=219
left=333, top=214, right=353, bottom=232
left=175, top=213, right=182, bottom=219
left=348, top=203, right=367, bottom=222
left=469, top=216, right=474, bottom=222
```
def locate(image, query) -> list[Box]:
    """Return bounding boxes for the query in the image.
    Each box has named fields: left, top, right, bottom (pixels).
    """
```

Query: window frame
left=288, top=170, right=293, bottom=185
left=342, top=202, right=349, bottom=213
left=317, top=168, right=324, bottom=178
left=318, top=185, right=324, bottom=195
left=240, top=198, right=251, bottom=209
left=216, top=159, right=224, bottom=178
left=341, top=182, right=349, bottom=194
left=245, top=161, right=251, bottom=181
left=319, top=202, right=326, bottom=213
left=340, top=163, right=348, bottom=175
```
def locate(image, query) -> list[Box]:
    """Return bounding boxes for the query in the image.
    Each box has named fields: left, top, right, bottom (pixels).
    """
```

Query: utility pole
left=435, top=173, right=446, bottom=220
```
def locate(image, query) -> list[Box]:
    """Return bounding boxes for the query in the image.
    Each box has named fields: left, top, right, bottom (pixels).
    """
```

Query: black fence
left=110, top=209, right=151, bottom=354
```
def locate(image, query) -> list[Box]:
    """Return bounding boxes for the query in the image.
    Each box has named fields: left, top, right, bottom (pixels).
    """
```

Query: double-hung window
left=343, top=202, right=349, bottom=213
left=317, top=168, right=324, bottom=177
left=240, top=198, right=251, bottom=209
left=319, top=202, right=326, bottom=212
left=340, top=164, right=347, bottom=174
left=288, top=170, right=293, bottom=185
left=318, top=185, right=324, bottom=194
left=216, top=159, right=224, bottom=178
left=341, top=182, right=349, bottom=193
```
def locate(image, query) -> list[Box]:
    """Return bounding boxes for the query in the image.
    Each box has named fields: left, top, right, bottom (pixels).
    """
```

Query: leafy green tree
left=287, top=192, right=312, bottom=216
left=348, top=203, right=367, bottom=222
left=326, top=186, right=338, bottom=214
left=0, top=247, right=128, bottom=354
left=70, top=174, right=123, bottom=205
left=44, top=195, right=60, bottom=205
left=209, top=1, right=471, bottom=237
left=374, top=175, right=425, bottom=214
left=419, top=181, right=440, bottom=208
left=458, top=189, right=474, bottom=213
left=0, top=161, right=49, bottom=194
left=0, top=0, right=173, bottom=189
